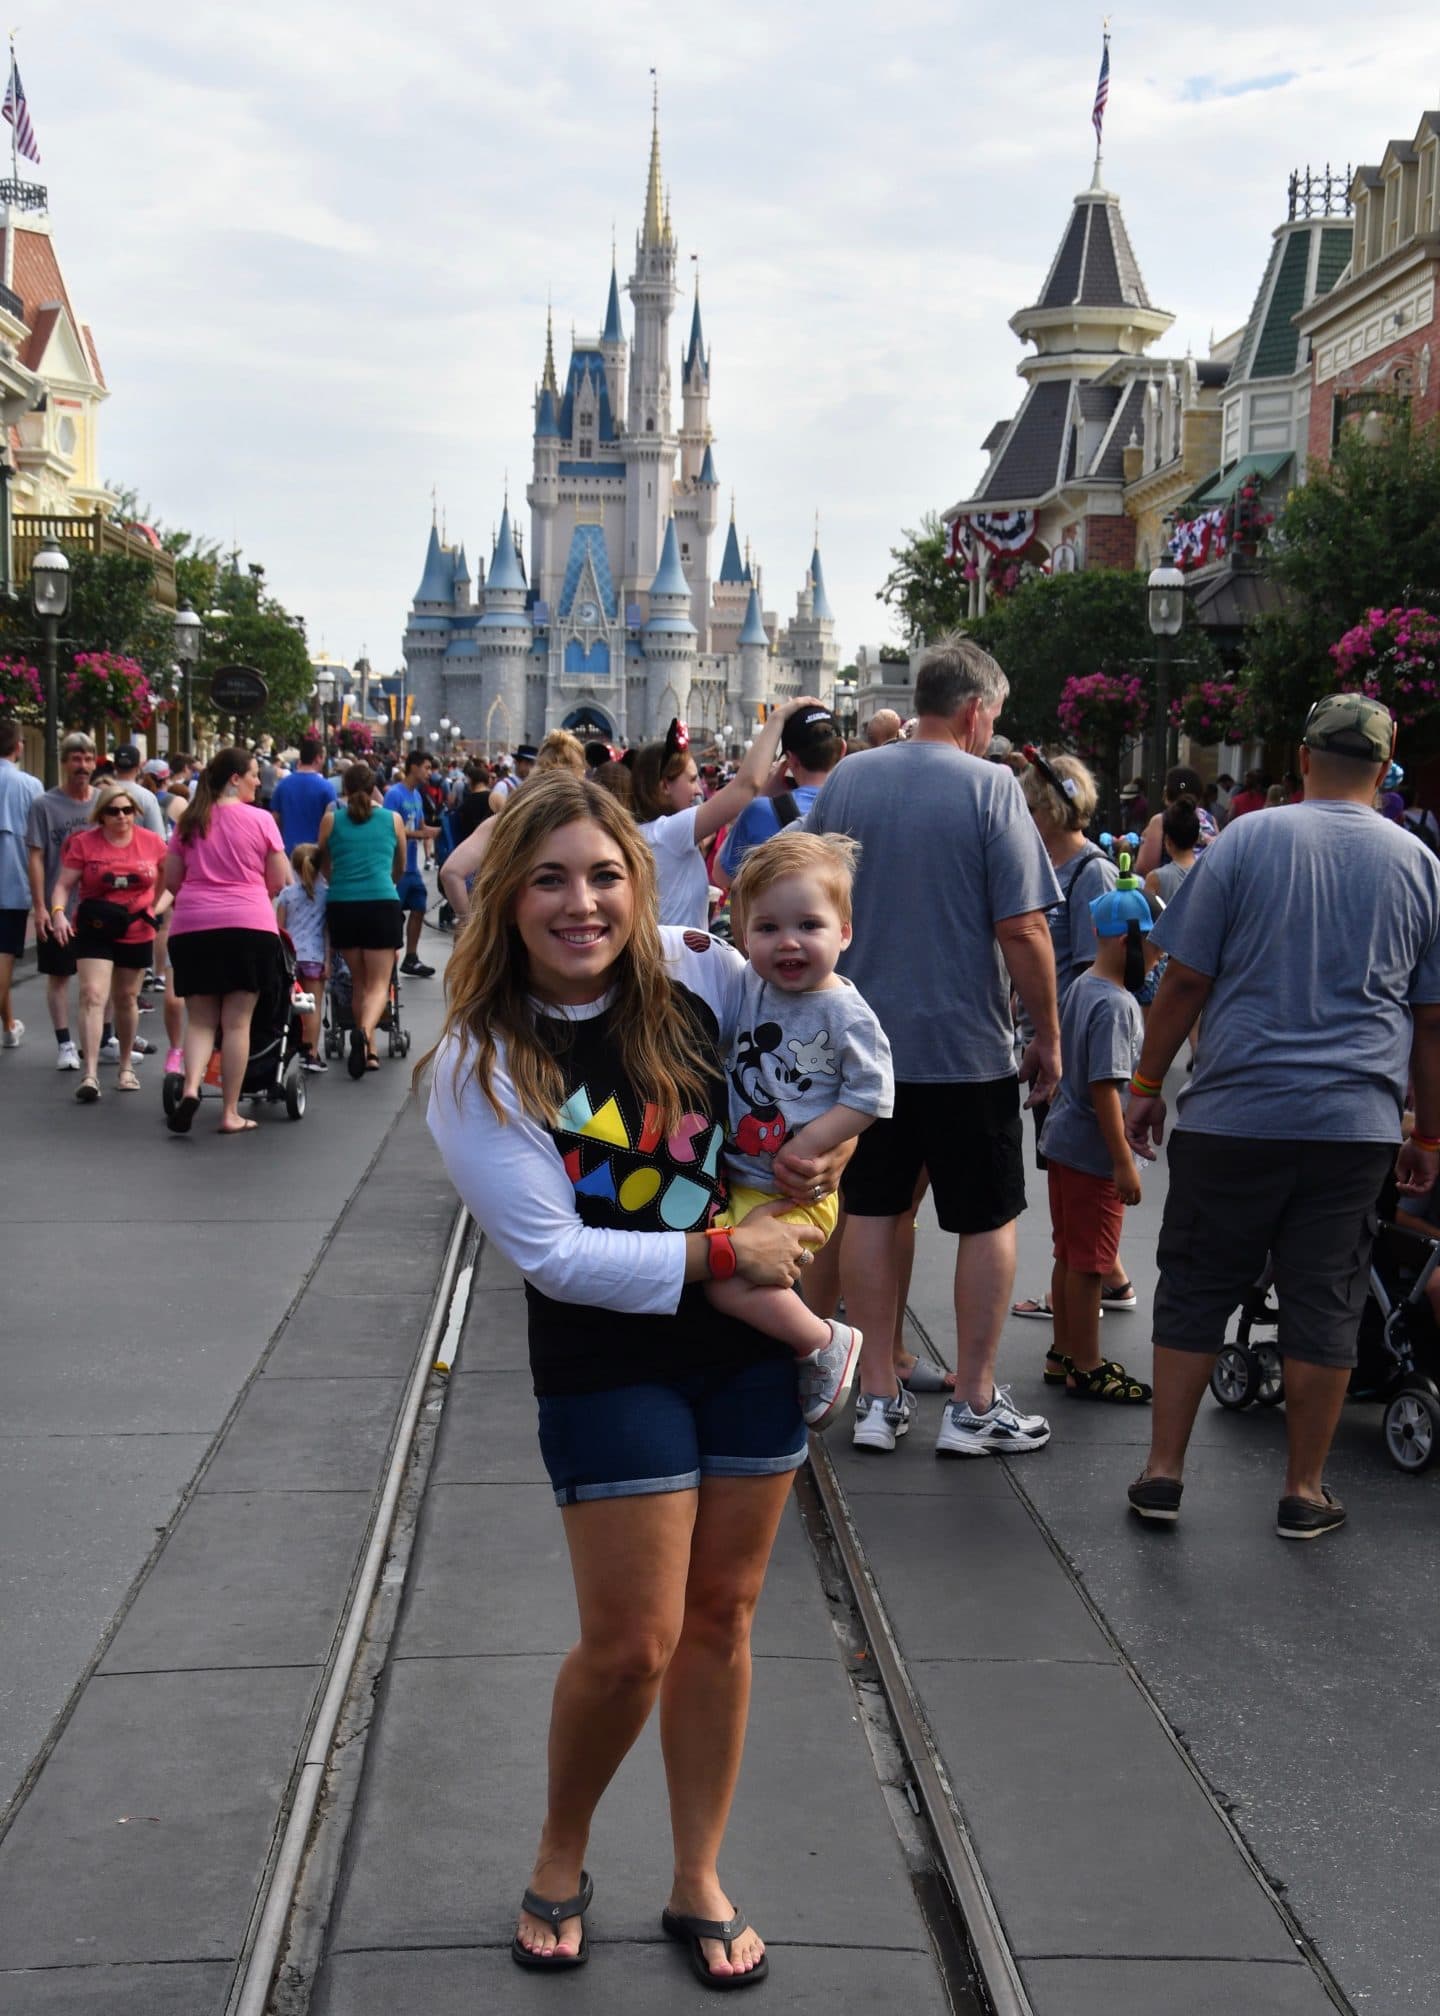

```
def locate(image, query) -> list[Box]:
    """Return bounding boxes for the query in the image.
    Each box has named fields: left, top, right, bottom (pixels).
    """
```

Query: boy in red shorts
left=1037, top=868, right=1153, bottom=1402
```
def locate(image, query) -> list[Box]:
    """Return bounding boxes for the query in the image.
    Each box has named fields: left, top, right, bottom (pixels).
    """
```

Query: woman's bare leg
left=661, top=1470, right=796, bottom=1981
left=111, top=966, right=144, bottom=1067
left=516, top=1489, right=698, bottom=1961
left=75, top=958, right=108, bottom=1077
left=217, top=989, right=258, bottom=1129
left=181, top=993, right=219, bottom=1099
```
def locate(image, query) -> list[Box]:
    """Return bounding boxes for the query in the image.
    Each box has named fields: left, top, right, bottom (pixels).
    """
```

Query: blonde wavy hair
left=1021, top=752, right=1098, bottom=834
left=729, top=831, right=861, bottom=942
left=420, top=771, right=714, bottom=1132
left=534, top=729, right=587, bottom=776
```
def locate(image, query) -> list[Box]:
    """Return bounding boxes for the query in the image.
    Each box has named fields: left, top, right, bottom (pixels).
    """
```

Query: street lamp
left=173, top=600, right=203, bottom=754
left=313, top=665, right=337, bottom=743
left=31, top=542, right=71, bottom=789
left=1146, top=559, right=1185, bottom=812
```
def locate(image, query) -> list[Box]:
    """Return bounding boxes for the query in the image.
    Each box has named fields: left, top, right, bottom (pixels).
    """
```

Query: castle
left=401, top=101, right=839, bottom=752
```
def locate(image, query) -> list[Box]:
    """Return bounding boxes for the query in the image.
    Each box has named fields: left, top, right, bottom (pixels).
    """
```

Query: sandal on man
left=1043, top=1349, right=1072, bottom=1386
left=662, top=1907, right=769, bottom=1991
left=1101, top=1280, right=1138, bottom=1310
left=1012, top=1294, right=1054, bottom=1322
left=1066, top=1358, right=1152, bottom=1404
left=511, top=1869, right=593, bottom=1971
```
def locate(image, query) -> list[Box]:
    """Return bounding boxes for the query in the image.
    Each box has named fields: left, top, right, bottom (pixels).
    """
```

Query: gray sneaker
left=852, top=1384, right=917, bottom=1453
left=798, top=1321, right=862, bottom=1433
left=935, top=1385, right=1051, bottom=1457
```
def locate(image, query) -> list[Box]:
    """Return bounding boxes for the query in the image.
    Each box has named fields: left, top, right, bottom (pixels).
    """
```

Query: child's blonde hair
left=291, top=842, right=322, bottom=897
left=729, top=830, right=861, bottom=943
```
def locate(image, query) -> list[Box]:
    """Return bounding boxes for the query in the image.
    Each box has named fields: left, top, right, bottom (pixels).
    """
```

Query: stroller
left=323, top=951, right=412, bottom=1063
left=1210, top=1179, right=1440, bottom=1473
left=162, top=933, right=311, bottom=1123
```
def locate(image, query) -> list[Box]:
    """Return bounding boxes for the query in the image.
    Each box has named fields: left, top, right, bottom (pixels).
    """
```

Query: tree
left=877, top=511, right=969, bottom=642
left=180, top=554, right=313, bottom=742
left=1243, top=421, right=1440, bottom=745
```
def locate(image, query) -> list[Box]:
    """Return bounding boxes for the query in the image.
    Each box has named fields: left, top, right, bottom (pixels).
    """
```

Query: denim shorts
left=536, top=1356, right=806, bottom=1507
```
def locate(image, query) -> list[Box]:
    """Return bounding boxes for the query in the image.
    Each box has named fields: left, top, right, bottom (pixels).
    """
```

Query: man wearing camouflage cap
left=1125, top=693, right=1440, bottom=1539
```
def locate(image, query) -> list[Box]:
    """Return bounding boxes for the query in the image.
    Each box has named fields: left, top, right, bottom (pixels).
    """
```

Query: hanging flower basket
left=1328, top=607, right=1440, bottom=732
left=62, top=651, right=153, bottom=731
left=1057, top=670, right=1148, bottom=757
left=0, top=655, right=43, bottom=721
left=1168, top=677, right=1250, bottom=747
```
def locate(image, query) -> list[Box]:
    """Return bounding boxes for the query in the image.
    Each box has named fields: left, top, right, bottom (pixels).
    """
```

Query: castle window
left=646, top=417, right=655, bottom=433
left=579, top=434, right=593, bottom=458
left=681, top=543, right=690, bottom=559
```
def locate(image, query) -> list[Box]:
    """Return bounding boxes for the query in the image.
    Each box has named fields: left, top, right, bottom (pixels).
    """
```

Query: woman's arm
left=1133, top=812, right=1164, bottom=879
left=264, top=850, right=291, bottom=898
left=162, top=846, right=187, bottom=896
left=440, top=816, right=495, bottom=920
left=316, top=806, right=334, bottom=882
left=690, top=696, right=817, bottom=845
left=391, top=811, right=407, bottom=883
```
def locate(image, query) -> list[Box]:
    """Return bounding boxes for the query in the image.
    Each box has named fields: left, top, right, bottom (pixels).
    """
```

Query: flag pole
left=7, top=34, right=17, bottom=189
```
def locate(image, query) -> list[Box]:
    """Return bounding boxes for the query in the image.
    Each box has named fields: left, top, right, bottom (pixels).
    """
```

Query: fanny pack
left=73, top=896, right=132, bottom=942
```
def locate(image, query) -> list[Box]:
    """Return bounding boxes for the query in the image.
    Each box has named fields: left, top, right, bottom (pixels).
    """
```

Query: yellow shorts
left=712, top=1183, right=840, bottom=1241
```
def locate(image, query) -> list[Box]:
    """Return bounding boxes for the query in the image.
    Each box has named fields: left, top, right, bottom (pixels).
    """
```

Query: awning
left=1192, top=452, right=1293, bottom=507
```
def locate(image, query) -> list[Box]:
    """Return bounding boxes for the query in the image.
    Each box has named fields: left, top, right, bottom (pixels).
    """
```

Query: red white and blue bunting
left=1168, top=508, right=1229, bottom=573
left=946, top=510, right=1038, bottom=565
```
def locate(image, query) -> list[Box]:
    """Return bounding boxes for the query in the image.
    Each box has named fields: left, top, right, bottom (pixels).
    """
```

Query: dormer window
left=579, top=434, right=593, bottom=459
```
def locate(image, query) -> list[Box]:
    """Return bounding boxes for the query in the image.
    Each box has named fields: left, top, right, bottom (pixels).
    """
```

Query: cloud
left=30, top=0, right=1440, bottom=669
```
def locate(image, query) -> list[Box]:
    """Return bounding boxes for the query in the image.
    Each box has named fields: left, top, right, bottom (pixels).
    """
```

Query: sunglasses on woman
left=103, top=805, right=136, bottom=818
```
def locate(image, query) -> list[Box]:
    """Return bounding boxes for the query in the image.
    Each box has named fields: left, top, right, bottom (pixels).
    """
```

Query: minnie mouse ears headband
left=664, top=717, right=690, bottom=757
left=1022, top=744, right=1078, bottom=802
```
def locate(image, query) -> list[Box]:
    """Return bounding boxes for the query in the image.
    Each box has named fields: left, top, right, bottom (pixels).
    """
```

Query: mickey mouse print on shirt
left=727, top=1019, right=838, bottom=1161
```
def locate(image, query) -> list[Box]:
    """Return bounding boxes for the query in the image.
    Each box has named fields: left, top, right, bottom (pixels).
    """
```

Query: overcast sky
left=29, top=1, right=1440, bottom=674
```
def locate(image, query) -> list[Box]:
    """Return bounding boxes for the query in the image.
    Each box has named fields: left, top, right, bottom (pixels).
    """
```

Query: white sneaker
left=99, top=1035, right=121, bottom=1063
left=852, top=1385, right=917, bottom=1453
left=797, top=1321, right=862, bottom=1433
left=56, top=1039, right=81, bottom=1070
left=935, top=1385, right=1051, bottom=1458
left=1, top=1018, right=22, bottom=1048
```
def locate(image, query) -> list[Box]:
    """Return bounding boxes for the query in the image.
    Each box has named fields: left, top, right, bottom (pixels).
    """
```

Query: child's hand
left=1113, top=1156, right=1142, bottom=1207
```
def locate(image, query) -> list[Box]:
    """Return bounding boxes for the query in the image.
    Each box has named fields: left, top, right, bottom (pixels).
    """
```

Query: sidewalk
left=309, top=1238, right=954, bottom=2014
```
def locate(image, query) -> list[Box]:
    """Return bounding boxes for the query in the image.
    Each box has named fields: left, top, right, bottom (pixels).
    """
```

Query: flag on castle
left=3, top=54, right=40, bottom=165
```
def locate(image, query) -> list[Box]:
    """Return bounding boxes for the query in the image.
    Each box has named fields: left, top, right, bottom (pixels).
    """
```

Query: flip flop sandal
left=75, top=1076, right=101, bottom=1103
left=662, top=1907, right=769, bottom=1991
left=167, top=1092, right=200, bottom=1135
left=511, top=1869, right=593, bottom=1971
left=365, top=1050, right=381, bottom=1072
left=1044, top=1349, right=1073, bottom=1386
left=117, top=1070, right=141, bottom=1092
left=1066, top=1357, right=1152, bottom=1404
left=1101, top=1281, right=1138, bottom=1309
left=901, top=1357, right=953, bottom=1393
left=1012, top=1295, right=1055, bottom=1321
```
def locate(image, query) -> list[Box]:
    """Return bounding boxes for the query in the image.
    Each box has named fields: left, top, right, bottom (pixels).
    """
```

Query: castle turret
left=403, top=520, right=457, bottom=735
left=600, top=259, right=627, bottom=420
left=644, top=517, right=696, bottom=734
left=624, top=93, right=678, bottom=598
left=478, top=503, right=534, bottom=752
left=679, top=281, right=710, bottom=485
left=528, top=306, right=562, bottom=588
left=737, top=582, right=769, bottom=731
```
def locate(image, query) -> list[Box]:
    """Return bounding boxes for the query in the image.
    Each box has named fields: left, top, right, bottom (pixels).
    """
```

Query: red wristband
left=1410, top=1133, right=1440, bottom=1154
left=704, top=1228, right=737, bottom=1280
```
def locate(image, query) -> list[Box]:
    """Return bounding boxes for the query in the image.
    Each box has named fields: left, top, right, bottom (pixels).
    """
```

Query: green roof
left=1314, top=225, right=1352, bottom=299
left=1252, top=230, right=1311, bottom=378
left=1193, top=452, right=1292, bottom=506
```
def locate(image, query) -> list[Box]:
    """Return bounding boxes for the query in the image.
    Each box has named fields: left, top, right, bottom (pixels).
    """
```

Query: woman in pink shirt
left=163, top=748, right=290, bottom=1135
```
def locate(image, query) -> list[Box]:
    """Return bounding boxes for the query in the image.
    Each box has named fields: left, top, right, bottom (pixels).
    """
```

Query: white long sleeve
left=427, top=1036, right=688, bottom=1314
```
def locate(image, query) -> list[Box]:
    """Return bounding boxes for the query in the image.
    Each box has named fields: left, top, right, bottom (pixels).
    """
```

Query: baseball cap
left=113, top=743, right=142, bottom=769
left=780, top=706, right=840, bottom=764
left=1302, top=692, right=1394, bottom=764
left=142, top=757, right=170, bottom=779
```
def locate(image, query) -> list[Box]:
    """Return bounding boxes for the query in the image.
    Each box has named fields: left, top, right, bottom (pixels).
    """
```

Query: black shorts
left=36, top=933, right=77, bottom=979
left=327, top=899, right=404, bottom=952
left=841, top=1076, right=1026, bottom=1235
left=75, top=936, right=154, bottom=972
left=169, top=927, right=279, bottom=999
left=0, top=907, right=26, bottom=957
left=1155, top=1131, right=1396, bottom=1370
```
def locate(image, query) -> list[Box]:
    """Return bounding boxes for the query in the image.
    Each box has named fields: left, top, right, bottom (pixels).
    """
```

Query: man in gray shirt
left=1126, top=693, right=1440, bottom=1540
left=805, top=635, right=1063, bottom=1457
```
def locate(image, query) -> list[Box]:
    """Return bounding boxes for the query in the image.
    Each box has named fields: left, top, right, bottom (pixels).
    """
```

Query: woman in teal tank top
left=317, top=764, right=406, bottom=1077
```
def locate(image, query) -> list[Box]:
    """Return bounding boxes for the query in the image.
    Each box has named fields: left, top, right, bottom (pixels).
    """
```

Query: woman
left=49, top=780, right=170, bottom=1101
left=1010, top=751, right=1138, bottom=1327
left=451, top=760, right=496, bottom=843
left=439, top=730, right=587, bottom=921
left=164, top=748, right=290, bottom=1135
left=1132, top=765, right=1218, bottom=877
left=425, top=773, right=851, bottom=1989
left=631, top=699, right=816, bottom=929
left=318, top=762, right=406, bottom=1078
left=1143, top=795, right=1199, bottom=909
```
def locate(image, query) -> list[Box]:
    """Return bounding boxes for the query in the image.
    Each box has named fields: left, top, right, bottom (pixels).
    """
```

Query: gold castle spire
left=642, top=75, right=668, bottom=249
left=542, top=300, right=558, bottom=395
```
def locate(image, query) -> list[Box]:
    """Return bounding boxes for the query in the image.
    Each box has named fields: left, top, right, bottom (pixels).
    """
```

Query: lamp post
left=31, top=542, right=71, bottom=789
left=173, top=600, right=203, bottom=755
left=1146, top=560, right=1185, bottom=813
left=312, top=666, right=337, bottom=748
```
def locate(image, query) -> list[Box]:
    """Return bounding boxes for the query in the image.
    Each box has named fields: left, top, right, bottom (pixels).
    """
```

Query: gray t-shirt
left=724, top=966, right=894, bottom=1193
left=1150, top=858, right=1190, bottom=905
left=805, top=743, right=1060, bottom=1083
left=1019, top=844, right=1116, bottom=1045
left=1151, top=801, right=1440, bottom=1142
left=1038, top=970, right=1143, bottom=1178
left=113, top=776, right=166, bottom=839
left=25, top=787, right=98, bottom=914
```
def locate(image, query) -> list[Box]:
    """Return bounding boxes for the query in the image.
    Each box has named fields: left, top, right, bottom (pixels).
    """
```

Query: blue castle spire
left=603, top=261, right=624, bottom=344
left=488, top=504, right=526, bottom=593
left=684, top=287, right=707, bottom=381
left=808, top=544, right=834, bottom=623
left=699, top=443, right=718, bottom=486
left=738, top=585, right=768, bottom=646
left=717, top=517, right=745, bottom=584
left=415, top=522, right=454, bottom=603
left=650, top=518, right=689, bottom=598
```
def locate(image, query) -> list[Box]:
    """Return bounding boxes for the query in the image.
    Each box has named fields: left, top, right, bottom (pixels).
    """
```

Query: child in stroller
left=163, top=931, right=312, bottom=1123
left=1211, top=1168, right=1440, bottom=1472
left=324, top=949, right=412, bottom=1063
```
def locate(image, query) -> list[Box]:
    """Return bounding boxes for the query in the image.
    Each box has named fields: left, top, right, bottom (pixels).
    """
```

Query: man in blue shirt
left=384, top=748, right=440, bottom=976
left=0, top=718, right=42, bottom=1045
left=716, top=706, right=845, bottom=890
left=271, top=737, right=338, bottom=852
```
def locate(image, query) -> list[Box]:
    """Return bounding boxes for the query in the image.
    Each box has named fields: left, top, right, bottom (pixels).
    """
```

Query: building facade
left=402, top=109, right=838, bottom=752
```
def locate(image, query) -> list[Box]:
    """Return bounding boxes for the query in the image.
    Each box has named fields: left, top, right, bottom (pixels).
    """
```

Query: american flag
left=4, top=58, right=40, bottom=166
left=1091, top=36, right=1110, bottom=148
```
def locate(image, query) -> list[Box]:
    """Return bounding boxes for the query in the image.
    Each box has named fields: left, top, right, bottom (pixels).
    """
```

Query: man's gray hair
left=60, top=731, right=96, bottom=757
left=914, top=634, right=1009, bottom=719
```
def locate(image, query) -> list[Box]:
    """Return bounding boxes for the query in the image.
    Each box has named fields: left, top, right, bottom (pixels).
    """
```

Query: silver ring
left=810, top=1184, right=824, bottom=1200
left=799, top=1249, right=813, bottom=1266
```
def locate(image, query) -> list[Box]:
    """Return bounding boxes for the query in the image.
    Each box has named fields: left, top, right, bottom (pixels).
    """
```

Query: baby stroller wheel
left=1383, top=1387, right=1440, bottom=1473
left=162, top=1070, right=183, bottom=1118
left=398, top=1029, right=412, bottom=1058
left=1211, top=1344, right=1261, bottom=1410
left=1252, top=1343, right=1285, bottom=1407
left=283, top=1053, right=307, bottom=1121
left=387, top=1026, right=400, bottom=1059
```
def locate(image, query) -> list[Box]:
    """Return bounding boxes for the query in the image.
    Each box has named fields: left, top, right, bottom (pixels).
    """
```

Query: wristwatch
left=704, top=1227, right=738, bottom=1280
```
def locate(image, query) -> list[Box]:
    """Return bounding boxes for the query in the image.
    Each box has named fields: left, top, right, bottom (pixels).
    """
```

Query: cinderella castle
left=400, top=100, right=839, bottom=752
